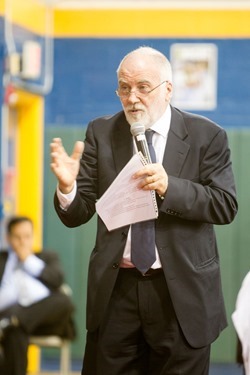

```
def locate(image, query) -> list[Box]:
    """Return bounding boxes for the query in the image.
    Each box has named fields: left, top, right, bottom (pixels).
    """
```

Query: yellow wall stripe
left=15, top=91, right=44, bottom=251
left=12, top=90, right=44, bottom=372
left=1, top=7, right=250, bottom=38
left=53, top=9, right=250, bottom=38
left=0, top=0, right=49, bottom=36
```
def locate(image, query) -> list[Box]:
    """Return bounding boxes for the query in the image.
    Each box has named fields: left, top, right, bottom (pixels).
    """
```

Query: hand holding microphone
left=130, top=122, right=168, bottom=197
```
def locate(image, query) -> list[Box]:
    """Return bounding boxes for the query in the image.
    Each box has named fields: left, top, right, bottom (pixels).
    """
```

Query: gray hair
left=116, top=46, right=172, bottom=82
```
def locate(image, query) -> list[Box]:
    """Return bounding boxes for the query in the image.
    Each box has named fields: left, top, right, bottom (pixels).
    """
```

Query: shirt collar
left=149, top=105, right=171, bottom=138
left=7, top=249, right=19, bottom=267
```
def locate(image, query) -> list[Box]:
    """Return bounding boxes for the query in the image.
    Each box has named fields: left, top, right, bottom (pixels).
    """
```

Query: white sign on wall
left=170, top=43, right=218, bottom=111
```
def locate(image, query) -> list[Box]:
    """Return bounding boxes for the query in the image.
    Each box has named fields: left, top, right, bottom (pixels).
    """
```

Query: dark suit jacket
left=54, top=106, right=238, bottom=348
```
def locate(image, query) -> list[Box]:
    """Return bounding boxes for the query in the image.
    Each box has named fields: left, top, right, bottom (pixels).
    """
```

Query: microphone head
left=130, top=122, right=145, bottom=137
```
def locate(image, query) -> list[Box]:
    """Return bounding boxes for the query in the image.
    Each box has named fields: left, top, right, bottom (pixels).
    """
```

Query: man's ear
left=165, top=82, right=173, bottom=102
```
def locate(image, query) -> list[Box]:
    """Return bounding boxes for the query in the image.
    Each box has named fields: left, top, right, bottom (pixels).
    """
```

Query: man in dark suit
left=0, top=216, right=75, bottom=375
left=51, top=46, right=238, bottom=375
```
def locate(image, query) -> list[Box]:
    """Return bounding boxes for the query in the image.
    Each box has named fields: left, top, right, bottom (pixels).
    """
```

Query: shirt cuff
left=22, top=254, right=46, bottom=277
left=56, top=181, right=77, bottom=210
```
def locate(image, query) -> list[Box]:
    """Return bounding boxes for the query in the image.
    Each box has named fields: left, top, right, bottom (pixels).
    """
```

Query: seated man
left=0, top=215, right=76, bottom=375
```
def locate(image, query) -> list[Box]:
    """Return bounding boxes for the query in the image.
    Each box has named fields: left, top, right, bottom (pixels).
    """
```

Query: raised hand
left=50, top=137, right=84, bottom=194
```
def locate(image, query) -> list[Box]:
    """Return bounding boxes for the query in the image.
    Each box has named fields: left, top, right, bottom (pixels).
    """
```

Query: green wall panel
left=43, top=127, right=250, bottom=363
left=211, top=130, right=250, bottom=362
left=43, top=126, right=96, bottom=359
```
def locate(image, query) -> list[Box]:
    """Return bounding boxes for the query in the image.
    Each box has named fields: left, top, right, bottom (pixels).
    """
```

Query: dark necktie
left=131, top=130, right=156, bottom=274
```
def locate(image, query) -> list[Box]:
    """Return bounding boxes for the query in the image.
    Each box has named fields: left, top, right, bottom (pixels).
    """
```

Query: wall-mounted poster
left=170, top=43, right=218, bottom=111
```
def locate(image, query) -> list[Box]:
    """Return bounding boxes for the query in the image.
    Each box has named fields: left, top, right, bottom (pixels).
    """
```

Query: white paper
left=96, top=153, right=158, bottom=231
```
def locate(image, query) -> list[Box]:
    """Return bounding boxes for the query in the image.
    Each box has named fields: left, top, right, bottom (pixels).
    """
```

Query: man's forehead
left=120, top=55, right=155, bottom=72
left=118, top=77, right=152, bottom=85
left=10, top=221, right=33, bottom=233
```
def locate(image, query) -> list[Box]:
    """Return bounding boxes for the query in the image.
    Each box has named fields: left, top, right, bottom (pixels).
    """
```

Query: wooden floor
left=27, top=371, right=80, bottom=375
left=30, top=363, right=244, bottom=375
left=39, top=365, right=243, bottom=375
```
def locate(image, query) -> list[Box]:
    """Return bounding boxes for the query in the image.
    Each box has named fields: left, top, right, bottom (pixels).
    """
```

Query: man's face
left=117, top=54, right=172, bottom=129
left=7, top=221, right=34, bottom=258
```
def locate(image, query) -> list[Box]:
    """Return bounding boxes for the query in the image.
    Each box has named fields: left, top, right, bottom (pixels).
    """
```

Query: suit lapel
left=163, top=107, right=190, bottom=176
left=111, top=112, right=133, bottom=174
left=110, top=108, right=190, bottom=177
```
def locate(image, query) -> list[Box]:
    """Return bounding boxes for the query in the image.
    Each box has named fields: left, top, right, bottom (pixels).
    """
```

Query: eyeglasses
left=115, top=80, right=168, bottom=99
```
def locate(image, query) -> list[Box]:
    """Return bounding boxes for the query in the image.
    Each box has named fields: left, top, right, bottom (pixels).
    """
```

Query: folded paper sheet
left=96, top=153, right=158, bottom=231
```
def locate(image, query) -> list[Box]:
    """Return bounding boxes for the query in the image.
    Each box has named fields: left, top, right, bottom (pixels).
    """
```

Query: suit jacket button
left=112, top=263, right=119, bottom=269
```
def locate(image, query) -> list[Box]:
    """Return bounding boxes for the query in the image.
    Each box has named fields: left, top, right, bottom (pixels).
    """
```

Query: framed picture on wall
left=170, top=43, right=218, bottom=111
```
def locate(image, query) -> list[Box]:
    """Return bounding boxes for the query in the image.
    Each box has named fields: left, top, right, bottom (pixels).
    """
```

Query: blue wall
left=0, top=17, right=4, bottom=114
left=45, top=38, right=250, bottom=128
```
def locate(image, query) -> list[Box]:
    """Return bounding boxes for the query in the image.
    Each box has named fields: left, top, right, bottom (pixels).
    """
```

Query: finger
left=150, top=175, right=156, bottom=184
left=50, top=160, right=62, bottom=175
left=52, top=137, right=62, bottom=144
left=149, top=177, right=157, bottom=189
left=138, top=175, right=154, bottom=190
left=145, top=174, right=156, bottom=185
left=71, top=141, right=84, bottom=160
left=50, top=159, right=60, bottom=171
left=133, top=166, right=153, bottom=179
left=50, top=150, right=66, bottom=170
left=50, top=138, right=62, bottom=148
left=50, top=138, right=65, bottom=155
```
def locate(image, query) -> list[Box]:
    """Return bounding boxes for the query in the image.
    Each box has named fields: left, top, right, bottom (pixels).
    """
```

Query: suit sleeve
left=161, top=127, right=238, bottom=224
left=37, top=251, right=65, bottom=290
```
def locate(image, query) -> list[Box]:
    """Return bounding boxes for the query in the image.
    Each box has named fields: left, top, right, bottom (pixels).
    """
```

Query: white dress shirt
left=0, top=250, right=50, bottom=311
left=232, top=271, right=250, bottom=375
left=57, top=105, right=171, bottom=269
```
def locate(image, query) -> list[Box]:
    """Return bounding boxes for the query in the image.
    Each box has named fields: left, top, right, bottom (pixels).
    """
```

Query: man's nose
left=127, top=91, right=140, bottom=103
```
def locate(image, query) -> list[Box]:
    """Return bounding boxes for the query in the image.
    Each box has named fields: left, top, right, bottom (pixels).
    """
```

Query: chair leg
left=60, top=341, right=71, bottom=375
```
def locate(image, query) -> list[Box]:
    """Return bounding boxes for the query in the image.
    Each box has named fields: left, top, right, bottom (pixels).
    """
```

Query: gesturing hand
left=50, top=138, right=84, bottom=194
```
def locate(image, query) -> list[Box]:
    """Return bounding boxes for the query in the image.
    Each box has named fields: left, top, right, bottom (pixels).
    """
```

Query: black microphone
left=130, top=122, right=152, bottom=164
